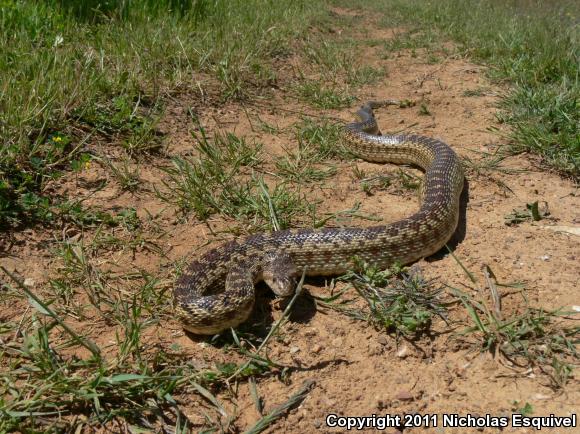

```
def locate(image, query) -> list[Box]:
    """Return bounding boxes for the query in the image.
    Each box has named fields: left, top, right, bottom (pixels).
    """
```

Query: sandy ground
left=1, top=8, right=578, bottom=434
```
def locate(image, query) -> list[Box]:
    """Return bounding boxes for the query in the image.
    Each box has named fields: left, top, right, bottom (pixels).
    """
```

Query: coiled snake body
left=174, top=101, right=464, bottom=334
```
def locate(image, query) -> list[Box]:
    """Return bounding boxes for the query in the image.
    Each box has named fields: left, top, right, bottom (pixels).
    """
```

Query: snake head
left=262, top=252, right=298, bottom=297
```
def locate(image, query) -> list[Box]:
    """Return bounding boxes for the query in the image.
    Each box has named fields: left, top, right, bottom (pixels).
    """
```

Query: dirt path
left=2, top=9, right=578, bottom=434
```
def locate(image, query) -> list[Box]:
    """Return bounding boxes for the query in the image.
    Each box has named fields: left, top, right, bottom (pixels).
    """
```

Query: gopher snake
left=174, top=101, right=464, bottom=334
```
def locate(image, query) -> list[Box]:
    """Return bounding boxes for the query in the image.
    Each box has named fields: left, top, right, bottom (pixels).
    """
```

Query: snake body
left=174, top=101, right=464, bottom=334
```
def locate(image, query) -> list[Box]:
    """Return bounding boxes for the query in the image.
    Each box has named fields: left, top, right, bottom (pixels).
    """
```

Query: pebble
left=396, top=345, right=409, bottom=358
left=321, top=396, right=336, bottom=407
left=395, top=390, right=414, bottom=401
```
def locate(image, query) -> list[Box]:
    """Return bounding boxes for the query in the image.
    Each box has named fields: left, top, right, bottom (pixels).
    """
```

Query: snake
left=174, top=101, right=464, bottom=335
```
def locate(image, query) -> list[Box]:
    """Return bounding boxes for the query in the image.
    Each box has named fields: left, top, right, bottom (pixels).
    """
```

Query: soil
left=1, top=8, right=578, bottom=434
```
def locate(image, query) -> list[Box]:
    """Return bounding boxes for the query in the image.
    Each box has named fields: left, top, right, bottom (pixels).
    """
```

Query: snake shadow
left=278, top=179, right=470, bottom=330
left=185, top=282, right=319, bottom=346
left=185, top=179, right=469, bottom=345
left=249, top=282, right=319, bottom=329
left=281, top=180, right=471, bottom=326
left=425, top=177, right=469, bottom=262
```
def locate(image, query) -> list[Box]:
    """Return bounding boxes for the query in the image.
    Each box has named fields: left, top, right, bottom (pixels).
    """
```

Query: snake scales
left=174, top=101, right=464, bottom=334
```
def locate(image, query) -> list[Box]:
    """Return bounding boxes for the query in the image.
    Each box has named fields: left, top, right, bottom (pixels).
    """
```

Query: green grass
left=446, top=255, right=579, bottom=389
left=295, top=80, right=356, bottom=109
left=0, top=0, right=322, bottom=227
left=354, top=167, right=421, bottom=196
left=316, top=260, right=448, bottom=337
left=0, top=264, right=312, bottom=432
left=0, top=261, right=301, bottom=432
left=504, top=201, right=550, bottom=226
left=303, top=37, right=387, bottom=86
left=450, top=284, right=578, bottom=389
left=332, top=0, right=579, bottom=177
left=294, top=118, right=351, bottom=160
left=273, top=118, right=353, bottom=183
left=158, top=126, right=317, bottom=232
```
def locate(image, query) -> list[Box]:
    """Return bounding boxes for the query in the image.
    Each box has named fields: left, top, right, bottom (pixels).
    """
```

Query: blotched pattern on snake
left=174, top=101, right=464, bottom=334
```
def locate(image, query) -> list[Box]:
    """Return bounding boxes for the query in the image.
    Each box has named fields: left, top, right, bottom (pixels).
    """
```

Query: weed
left=504, top=201, right=549, bottom=226
left=96, top=156, right=141, bottom=192
left=294, top=118, right=351, bottom=160
left=313, top=202, right=383, bottom=228
left=303, top=38, right=355, bottom=76
left=1, top=271, right=193, bottom=432
left=295, top=80, right=355, bottom=110
left=303, top=37, right=387, bottom=86
left=461, top=150, right=514, bottom=176
left=318, top=260, right=447, bottom=337
left=159, top=127, right=315, bottom=231
left=380, top=29, right=439, bottom=54
left=1, top=262, right=294, bottom=432
left=275, top=147, right=337, bottom=183
left=0, top=0, right=321, bottom=226
left=447, top=257, right=578, bottom=389
left=366, top=0, right=580, bottom=176
left=418, top=103, right=431, bottom=116
left=244, top=379, right=316, bottom=434
left=351, top=165, right=367, bottom=180
left=453, top=285, right=578, bottom=388
left=358, top=169, right=421, bottom=196
left=254, top=114, right=282, bottom=135
left=463, top=87, right=492, bottom=97
left=159, top=128, right=262, bottom=219
left=347, top=65, right=387, bottom=86
left=512, top=401, right=534, bottom=416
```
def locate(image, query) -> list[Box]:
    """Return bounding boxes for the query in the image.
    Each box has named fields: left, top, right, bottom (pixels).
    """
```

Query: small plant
left=426, top=53, right=441, bottom=64
left=275, top=145, right=337, bottom=183
left=318, top=260, right=447, bottom=337
left=159, top=126, right=315, bottom=231
left=462, top=151, right=515, bottom=176
left=159, top=128, right=262, bottom=219
left=122, top=120, right=164, bottom=156
left=97, top=156, right=141, bottom=191
left=346, top=65, right=386, bottom=86
left=357, top=169, right=420, bottom=196
left=463, top=87, right=491, bottom=97
left=351, top=165, right=366, bottom=180
left=294, top=118, right=350, bottom=160
left=0, top=267, right=218, bottom=433
left=418, top=102, right=431, bottom=116
left=504, top=201, right=549, bottom=226
left=512, top=401, right=534, bottom=416
left=56, top=200, right=118, bottom=227
left=448, top=259, right=578, bottom=389
left=295, top=80, right=355, bottom=109
left=454, top=287, right=578, bottom=388
left=360, top=174, right=392, bottom=195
